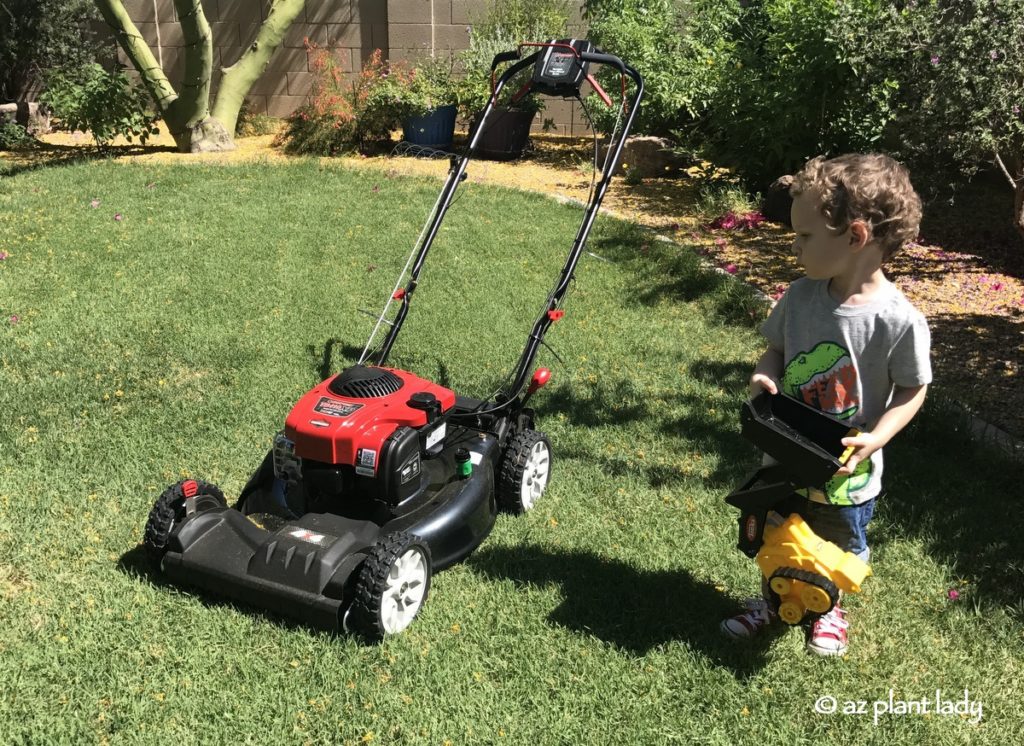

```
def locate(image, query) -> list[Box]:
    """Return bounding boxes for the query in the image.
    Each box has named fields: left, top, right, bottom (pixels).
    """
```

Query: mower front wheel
left=143, top=479, right=226, bottom=567
left=497, top=429, right=552, bottom=513
left=348, top=531, right=432, bottom=641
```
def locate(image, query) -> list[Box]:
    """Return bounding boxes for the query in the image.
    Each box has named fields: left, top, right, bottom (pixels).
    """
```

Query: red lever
left=586, top=73, right=612, bottom=107
left=547, top=309, right=565, bottom=321
left=527, top=368, right=551, bottom=396
left=392, top=288, right=406, bottom=300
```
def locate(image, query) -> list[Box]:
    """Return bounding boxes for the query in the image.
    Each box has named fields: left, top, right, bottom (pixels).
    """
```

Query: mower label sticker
left=356, top=448, right=377, bottom=477
left=400, top=454, right=421, bottom=484
left=425, top=423, right=446, bottom=451
left=288, top=528, right=330, bottom=546
left=314, top=397, right=363, bottom=418
left=469, top=450, right=483, bottom=466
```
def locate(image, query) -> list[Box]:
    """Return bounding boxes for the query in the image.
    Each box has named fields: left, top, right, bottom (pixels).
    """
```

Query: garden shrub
left=40, top=63, right=159, bottom=148
left=0, top=0, right=108, bottom=102
left=692, top=0, right=893, bottom=189
left=849, top=0, right=1024, bottom=226
left=277, top=47, right=403, bottom=156
left=583, top=0, right=740, bottom=137
left=0, top=121, right=36, bottom=151
left=457, top=0, right=571, bottom=120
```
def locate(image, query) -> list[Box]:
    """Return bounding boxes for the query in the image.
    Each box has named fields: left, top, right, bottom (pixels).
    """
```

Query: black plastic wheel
left=143, top=478, right=226, bottom=567
left=348, top=531, right=432, bottom=641
left=767, top=566, right=840, bottom=624
left=497, top=429, right=552, bottom=514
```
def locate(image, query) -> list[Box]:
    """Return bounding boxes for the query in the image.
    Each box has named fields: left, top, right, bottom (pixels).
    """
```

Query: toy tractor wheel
left=349, top=531, right=432, bottom=641
left=497, top=429, right=552, bottom=513
left=143, top=479, right=226, bottom=567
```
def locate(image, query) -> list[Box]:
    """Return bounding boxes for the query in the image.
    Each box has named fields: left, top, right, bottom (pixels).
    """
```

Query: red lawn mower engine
left=276, top=366, right=456, bottom=513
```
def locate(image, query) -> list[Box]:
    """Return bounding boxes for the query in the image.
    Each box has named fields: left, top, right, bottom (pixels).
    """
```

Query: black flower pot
left=469, top=107, right=536, bottom=161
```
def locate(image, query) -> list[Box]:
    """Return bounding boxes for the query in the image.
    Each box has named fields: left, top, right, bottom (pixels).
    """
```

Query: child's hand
left=836, top=431, right=884, bottom=475
left=749, top=373, right=779, bottom=398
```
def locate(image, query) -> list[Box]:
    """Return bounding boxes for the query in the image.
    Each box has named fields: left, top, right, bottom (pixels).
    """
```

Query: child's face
left=790, top=188, right=856, bottom=280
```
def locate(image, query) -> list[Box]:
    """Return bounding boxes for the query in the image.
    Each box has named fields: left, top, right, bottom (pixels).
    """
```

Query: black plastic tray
left=740, top=392, right=859, bottom=487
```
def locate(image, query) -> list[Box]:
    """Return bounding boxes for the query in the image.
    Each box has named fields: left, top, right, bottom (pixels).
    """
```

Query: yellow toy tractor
left=725, top=392, right=872, bottom=624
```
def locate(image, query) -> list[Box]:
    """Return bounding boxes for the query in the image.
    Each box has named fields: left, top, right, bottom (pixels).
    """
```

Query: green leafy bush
left=583, top=0, right=740, bottom=137
left=234, top=101, right=279, bottom=137
left=692, top=0, right=893, bottom=188
left=40, top=64, right=159, bottom=148
left=0, top=0, right=108, bottom=102
left=364, top=54, right=458, bottom=122
left=456, top=0, right=571, bottom=121
left=0, top=121, right=36, bottom=150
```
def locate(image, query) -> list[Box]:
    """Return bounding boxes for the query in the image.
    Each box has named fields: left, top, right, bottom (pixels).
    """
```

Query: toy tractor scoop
left=725, top=392, right=871, bottom=624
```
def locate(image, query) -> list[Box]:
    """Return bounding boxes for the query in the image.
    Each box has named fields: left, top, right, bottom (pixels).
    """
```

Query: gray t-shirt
left=761, top=277, right=932, bottom=505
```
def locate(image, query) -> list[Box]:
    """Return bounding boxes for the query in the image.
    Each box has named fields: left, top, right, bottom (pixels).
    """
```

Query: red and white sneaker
left=806, top=604, right=849, bottom=656
left=720, top=598, right=778, bottom=639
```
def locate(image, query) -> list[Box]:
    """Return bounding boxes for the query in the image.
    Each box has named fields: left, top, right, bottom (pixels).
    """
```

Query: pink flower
left=9, top=314, right=18, bottom=325
left=930, top=54, right=940, bottom=65
left=992, top=282, right=1003, bottom=292
left=0, top=251, right=8, bottom=260
left=714, top=238, right=727, bottom=247
left=990, top=50, right=999, bottom=60
left=114, top=213, right=123, bottom=222
left=947, top=589, right=960, bottom=601
left=724, top=263, right=738, bottom=274
left=90, top=199, right=100, bottom=208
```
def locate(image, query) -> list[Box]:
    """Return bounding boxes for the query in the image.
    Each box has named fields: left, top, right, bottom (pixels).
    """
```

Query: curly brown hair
left=787, top=154, right=923, bottom=261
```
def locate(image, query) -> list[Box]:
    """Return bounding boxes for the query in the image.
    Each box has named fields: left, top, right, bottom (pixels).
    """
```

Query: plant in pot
left=398, top=55, right=459, bottom=150
left=457, top=0, right=570, bottom=160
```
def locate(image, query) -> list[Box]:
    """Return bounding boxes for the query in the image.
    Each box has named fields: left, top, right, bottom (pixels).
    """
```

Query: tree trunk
left=212, top=0, right=307, bottom=136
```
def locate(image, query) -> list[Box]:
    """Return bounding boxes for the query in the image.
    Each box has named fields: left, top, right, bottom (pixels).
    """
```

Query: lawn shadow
left=879, top=398, right=1024, bottom=611
left=467, top=544, right=780, bottom=678
left=1, top=141, right=175, bottom=178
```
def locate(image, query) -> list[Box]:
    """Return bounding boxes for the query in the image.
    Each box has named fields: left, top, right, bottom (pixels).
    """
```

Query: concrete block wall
left=117, top=0, right=594, bottom=134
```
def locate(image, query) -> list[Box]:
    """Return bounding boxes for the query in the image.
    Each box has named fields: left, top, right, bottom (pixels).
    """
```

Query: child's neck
left=827, top=268, right=889, bottom=306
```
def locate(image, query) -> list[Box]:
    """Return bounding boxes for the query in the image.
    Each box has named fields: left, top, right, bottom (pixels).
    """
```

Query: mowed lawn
left=0, top=159, right=1021, bottom=744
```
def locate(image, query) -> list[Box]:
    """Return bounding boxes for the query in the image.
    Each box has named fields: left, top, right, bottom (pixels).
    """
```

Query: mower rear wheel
left=143, top=479, right=226, bottom=567
left=497, top=429, right=552, bottom=513
left=349, top=531, right=432, bottom=641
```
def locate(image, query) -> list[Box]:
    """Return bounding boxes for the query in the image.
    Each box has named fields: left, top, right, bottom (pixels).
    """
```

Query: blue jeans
left=774, top=494, right=876, bottom=563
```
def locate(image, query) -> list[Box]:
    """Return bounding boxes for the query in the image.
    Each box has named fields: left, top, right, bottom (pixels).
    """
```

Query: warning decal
left=313, top=397, right=364, bottom=418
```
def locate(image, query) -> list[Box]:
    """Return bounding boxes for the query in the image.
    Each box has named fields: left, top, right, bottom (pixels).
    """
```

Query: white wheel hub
left=519, top=440, right=550, bottom=510
left=380, top=547, right=428, bottom=634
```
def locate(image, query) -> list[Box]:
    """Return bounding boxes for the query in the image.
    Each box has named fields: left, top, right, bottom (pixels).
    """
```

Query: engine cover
left=284, top=366, right=456, bottom=474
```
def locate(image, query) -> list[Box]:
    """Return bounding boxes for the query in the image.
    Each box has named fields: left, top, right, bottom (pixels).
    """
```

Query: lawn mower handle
left=374, top=48, right=644, bottom=413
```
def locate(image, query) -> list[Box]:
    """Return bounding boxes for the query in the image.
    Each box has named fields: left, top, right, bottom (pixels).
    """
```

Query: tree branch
left=93, top=0, right=178, bottom=114
left=994, top=152, right=1019, bottom=189
left=212, top=0, right=307, bottom=135
left=168, top=0, right=214, bottom=131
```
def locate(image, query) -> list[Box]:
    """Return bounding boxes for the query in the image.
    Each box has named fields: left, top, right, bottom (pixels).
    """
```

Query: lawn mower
left=725, top=392, right=872, bottom=624
left=142, top=41, right=644, bottom=640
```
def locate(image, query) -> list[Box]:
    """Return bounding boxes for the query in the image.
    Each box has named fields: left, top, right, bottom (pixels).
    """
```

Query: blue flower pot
left=401, top=104, right=457, bottom=150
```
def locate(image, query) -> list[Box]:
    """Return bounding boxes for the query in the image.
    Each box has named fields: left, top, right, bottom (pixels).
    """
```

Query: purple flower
left=990, top=50, right=999, bottom=60
left=1014, top=105, right=1021, bottom=115
left=947, top=589, right=960, bottom=601
left=724, top=263, right=738, bottom=274
left=930, top=54, right=940, bottom=65
left=9, top=314, right=19, bottom=325
left=114, top=213, right=123, bottom=222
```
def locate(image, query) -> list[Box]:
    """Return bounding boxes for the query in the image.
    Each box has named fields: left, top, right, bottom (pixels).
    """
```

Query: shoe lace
left=814, top=607, right=849, bottom=635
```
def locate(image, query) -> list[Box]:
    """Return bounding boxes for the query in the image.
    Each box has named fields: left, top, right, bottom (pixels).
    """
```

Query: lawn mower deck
left=142, top=40, right=644, bottom=640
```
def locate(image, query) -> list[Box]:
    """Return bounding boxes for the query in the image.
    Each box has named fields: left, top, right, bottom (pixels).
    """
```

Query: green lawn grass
left=1, top=160, right=1021, bottom=745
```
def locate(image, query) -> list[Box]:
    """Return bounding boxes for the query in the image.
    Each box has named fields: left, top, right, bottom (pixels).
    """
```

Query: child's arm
left=750, top=346, right=784, bottom=398
left=836, top=383, right=928, bottom=475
